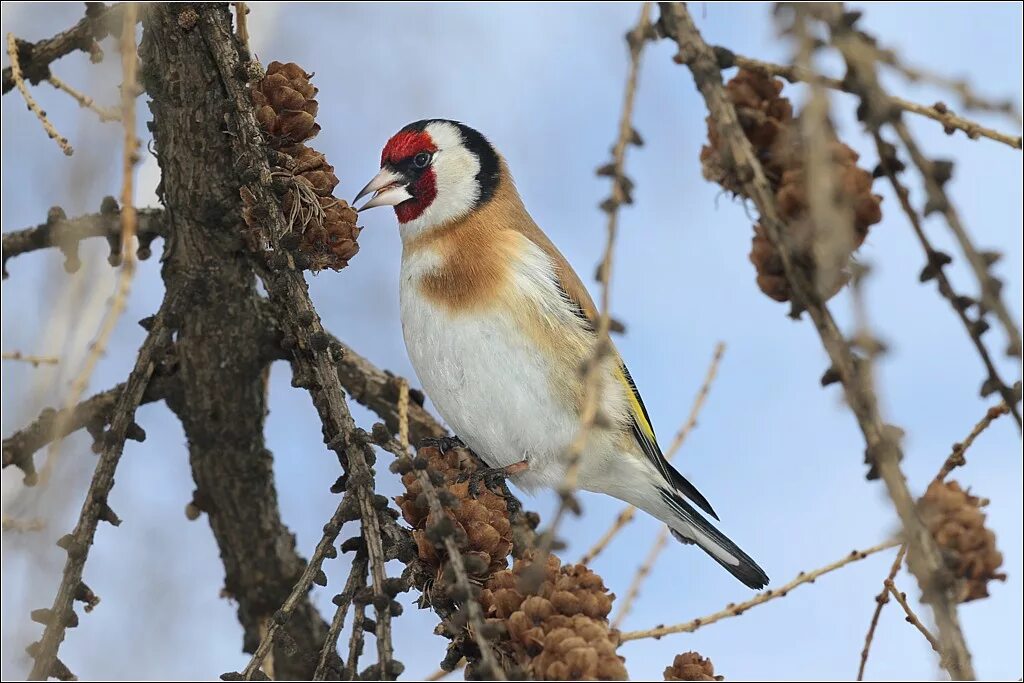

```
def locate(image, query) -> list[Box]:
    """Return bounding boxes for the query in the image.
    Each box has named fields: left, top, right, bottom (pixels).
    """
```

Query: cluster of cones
left=479, top=553, right=626, bottom=680
left=701, top=68, right=883, bottom=303
left=664, top=651, right=722, bottom=681
left=918, top=479, right=1006, bottom=602
left=249, top=61, right=359, bottom=271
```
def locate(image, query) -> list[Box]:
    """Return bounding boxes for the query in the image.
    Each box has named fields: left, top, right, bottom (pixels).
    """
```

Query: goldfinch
left=355, top=119, right=769, bottom=589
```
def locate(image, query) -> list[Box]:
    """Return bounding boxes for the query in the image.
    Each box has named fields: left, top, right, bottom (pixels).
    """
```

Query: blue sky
left=2, top=3, right=1021, bottom=680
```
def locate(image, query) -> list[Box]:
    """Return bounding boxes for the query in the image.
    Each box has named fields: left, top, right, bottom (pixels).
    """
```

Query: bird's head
left=354, top=119, right=500, bottom=233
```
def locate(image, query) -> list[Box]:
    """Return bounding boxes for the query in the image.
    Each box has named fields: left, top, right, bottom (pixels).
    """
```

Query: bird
left=354, top=119, right=769, bottom=589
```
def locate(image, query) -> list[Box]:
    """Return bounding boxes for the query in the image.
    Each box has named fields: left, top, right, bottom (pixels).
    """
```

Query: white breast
left=398, top=241, right=584, bottom=491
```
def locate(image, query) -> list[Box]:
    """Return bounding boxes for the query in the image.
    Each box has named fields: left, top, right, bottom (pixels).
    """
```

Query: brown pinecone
left=252, top=61, right=320, bottom=144
left=918, top=480, right=1006, bottom=602
left=664, top=652, right=723, bottom=681
left=478, top=553, right=626, bottom=680
left=248, top=61, right=360, bottom=271
left=703, top=68, right=883, bottom=303
left=395, top=445, right=513, bottom=581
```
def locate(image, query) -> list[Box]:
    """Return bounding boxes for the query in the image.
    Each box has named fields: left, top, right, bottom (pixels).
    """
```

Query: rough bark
left=139, top=6, right=330, bottom=678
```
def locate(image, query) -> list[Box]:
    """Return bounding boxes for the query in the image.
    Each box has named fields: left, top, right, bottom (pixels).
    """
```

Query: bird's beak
left=354, top=168, right=412, bottom=212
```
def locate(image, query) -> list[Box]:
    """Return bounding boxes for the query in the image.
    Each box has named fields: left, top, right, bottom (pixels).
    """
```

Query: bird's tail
left=659, top=488, right=769, bottom=590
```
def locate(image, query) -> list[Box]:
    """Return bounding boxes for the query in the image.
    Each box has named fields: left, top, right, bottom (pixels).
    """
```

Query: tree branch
left=27, top=300, right=173, bottom=680
left=1, top=3, right=127, bottom=94
left=2, top=207, right=165, bottom=279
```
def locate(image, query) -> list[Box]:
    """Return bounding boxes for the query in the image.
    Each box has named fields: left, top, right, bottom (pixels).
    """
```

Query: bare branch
left=857, top=545, right=907, bottom=680
left=934, top=401, right=1013, bottom=482
left=313, top=552, right=368, bottom=681
left=6, top=32, right=73, bottom=155
left=1, top=207, right=165, bottom=278
left=870, top=129, right=1021, bottom=428
left=2, top=3, right=126, bottom=94
left=886, top=581, right=941, bottom=656
left=238, top=495, right=355, bottom=680
left=1, top=351, right=59, bottom=366
left=619, top=537, right=900, bottom=642
left=27, top=300, right=173, bottom=680
left=46, top=74, right=121, bottom=122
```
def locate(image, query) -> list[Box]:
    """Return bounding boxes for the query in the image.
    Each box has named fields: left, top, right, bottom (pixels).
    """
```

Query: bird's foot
left=458, top=461, right=527, bottom=515
left=418, top=435, right=465, bottom=454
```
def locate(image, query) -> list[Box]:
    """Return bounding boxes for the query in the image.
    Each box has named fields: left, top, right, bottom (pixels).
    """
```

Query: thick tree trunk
left=139, top=5, right=330, bottom=678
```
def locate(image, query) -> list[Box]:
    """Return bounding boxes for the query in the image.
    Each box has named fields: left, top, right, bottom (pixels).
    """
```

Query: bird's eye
left=413, top=152, right=431, bottom=169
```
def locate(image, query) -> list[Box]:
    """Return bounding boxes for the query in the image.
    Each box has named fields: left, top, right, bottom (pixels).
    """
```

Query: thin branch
left=611, top=526, right=669, bottom=629
left=869, top=129, right=1021, bottom=429
left=580, top=341, right=725, bottom=565
left=6, top=32, right=73, bottom=155
left=1, top=3, right=127, bottom=94
left=857, top=545, right=907, bottom=680
left=313, top=552, right=368, bottom=681
left=893, top=116, right=1023, bottom=362
left=239, top=495, right=355, bottom=680
left=886, top=581, right=941, bottom=656
left=27, top=302, right=172, bottom=680
left=1, top=208, right=166, bottom=278
left=934, top=401, right=1013, bottom=482
left=46, top=74, right=121, bottom=122
left=619, top=537, right=900, bottom=642
left=726, top=53, right=1022, bottom=150
left=1, top=351, right=59, bottom=366
left=659, top=4, right=974, bottom=679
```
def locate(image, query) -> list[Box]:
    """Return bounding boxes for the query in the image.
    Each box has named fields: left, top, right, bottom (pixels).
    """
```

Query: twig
left=27, top=302, right=172, bottom=680
left=618, top=537, right=900, bottom=642
left=2, top=207, right=166, bottom=278
left=6, top=32, right=73, bottom=155
left=239, top=495, right=354, bottom=680
left=541, top=0, right=653, bottom=562
left=1, top=3, right=127, bottom=94
left=46, top=74, right=121, bottom=122
left=934, top=402, right=1013, bottom=482
left=1, top=351, right=59, bottom=367
left=726, top=53, right=1022, bottom=150
left=313, top=552, right=368, bottom=680
left=869, top=129, right=1021, bottom=429
left=886, top=581, right=941, bottom=655
left=659, top=4, right=974, bottom=679
left=893, top=117, right=1023, bottom=363
left=580, top=341, right=725, bottom=564
left=611, top=526, right=669, bottom=629
left=857, top=545, right=906, bottom=680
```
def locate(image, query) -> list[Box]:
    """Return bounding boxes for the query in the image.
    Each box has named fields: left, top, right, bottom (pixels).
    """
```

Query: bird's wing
left=514, top=218, right=720, bottom=521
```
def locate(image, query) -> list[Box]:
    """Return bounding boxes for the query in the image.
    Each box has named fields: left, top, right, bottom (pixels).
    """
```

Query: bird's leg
left=418, top=435, right=465, bottom=454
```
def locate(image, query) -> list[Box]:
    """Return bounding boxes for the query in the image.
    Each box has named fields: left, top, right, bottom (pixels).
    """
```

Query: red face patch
left=381, top=130, right=437, bottom=166
left=381, top=128, right=439, bottom=223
